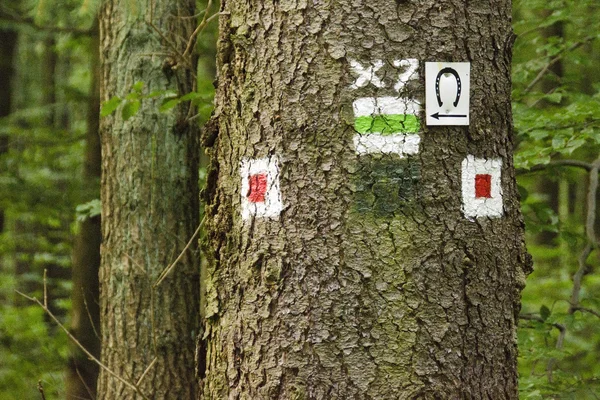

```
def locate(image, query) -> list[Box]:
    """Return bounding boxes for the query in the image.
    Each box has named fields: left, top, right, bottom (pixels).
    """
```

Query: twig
left=518, top=118, right=600, bottom=136
left=524, top=35, right=597, bottom=94
left=182, top=0, right=212, bottom=59
left=569, top=156, right=600, bottom=314
left=186, top=113, right=203, bottom=123
left=43, top=269, right=48, bottom=309
left=15, top=290, right=150, bottom=400
left=178, top=8, right=207, bottom=19
left=75, top=365, right=95, bottom=400
left=145, top=20, right=188, bottom=67
left=154, top=223, right=202, bottom=287
left=546, top=321, right=566, bottom=383
left=519, top=314, right=567, bottom=382
left=0, top=8, right=92, bottom=36
left=81, top=287, right=100, bottom=340
left=37, top=380, right=46, bottom=400
left=516, top=159, right=594, bottom=175
left=571, top=306, right=600, bottom=319
left=136, top=357, right=158, bottom=387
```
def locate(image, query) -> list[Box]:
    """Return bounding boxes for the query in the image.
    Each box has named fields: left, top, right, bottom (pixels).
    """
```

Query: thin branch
left=135, top=357, right=157, bottom=387
left=516, top=159, right=594, bottom=175
left=43, top=269, right=48, bottom=309
left=571, top=306, right=600, bottom=319
left=177, top=8, right=207, bottom=19
left=186, top=112, right=203, bottom=123
left=154, top=223, right=201, bottom=287
left=546, top=321, right=566, bottom=383
left=182, top=0, right=212, bottom=59
left=518, top=118, right=600, bottom=135
left=16, top=290, right=149, bottom=400
left=37, top=380, right=46, bottom=400
left=0, top=7, right=92, bottom=36
left=75, top=365, right=95, bottom=400
left=81, top=287, right=100, bottom=340
left=519, top=314, right=567, bottom=382
left=523, top=35, right=598, bottom=94
left=145, top=20, right=187, bottom=66
left=569, top=156, right=600, bottom=314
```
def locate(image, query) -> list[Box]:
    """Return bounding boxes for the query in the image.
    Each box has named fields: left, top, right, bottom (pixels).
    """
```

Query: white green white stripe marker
left=352, top=96, right=421, bottom=156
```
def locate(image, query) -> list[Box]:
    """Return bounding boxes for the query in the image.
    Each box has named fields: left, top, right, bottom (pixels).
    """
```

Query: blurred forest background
left=0, top=0, right=598, bottom=398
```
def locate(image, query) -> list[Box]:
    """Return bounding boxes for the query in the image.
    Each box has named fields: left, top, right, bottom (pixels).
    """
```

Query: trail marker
left=240, top=157, right=283, bottom=220
left=461, top=155, right=503, bottom=219
left=352, top=96, right=421, bottom=156
left=349, top=59, right=386, bottom=89
left=426, top=62, right=470, bottom=126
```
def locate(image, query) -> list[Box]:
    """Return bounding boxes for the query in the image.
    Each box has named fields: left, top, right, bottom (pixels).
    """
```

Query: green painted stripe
left=354, top=114, right=420, bottom=135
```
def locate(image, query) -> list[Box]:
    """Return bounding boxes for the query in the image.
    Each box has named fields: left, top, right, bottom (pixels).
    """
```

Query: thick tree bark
left=66, top=24, right=102, bottom=400
left=98, top=1, right=200, bottom=398
left=202, top=0, right=531, bottom=399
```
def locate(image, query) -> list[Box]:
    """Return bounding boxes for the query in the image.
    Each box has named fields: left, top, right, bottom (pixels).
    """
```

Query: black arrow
left=431, top=112, right=467, bottom=120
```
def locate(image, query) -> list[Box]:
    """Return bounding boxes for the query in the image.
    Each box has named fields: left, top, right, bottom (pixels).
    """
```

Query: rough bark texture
left=98, top=1, right=200, bottom=398
left=202, top=0, right=531, bottom=399
left=66, top=25, right=102, bottom=400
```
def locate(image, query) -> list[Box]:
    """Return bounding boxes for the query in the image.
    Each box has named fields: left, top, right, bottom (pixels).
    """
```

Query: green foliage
left=514, top=0, right=600, bottom=397
left=75, top=198, right=101, bottom=221
left=100, top=80, right=213, bottom=121
left=0, top=0, right=218, bottom=398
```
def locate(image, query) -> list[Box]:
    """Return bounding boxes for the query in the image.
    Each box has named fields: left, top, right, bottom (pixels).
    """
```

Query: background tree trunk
left=201, top=0, right=531, bottom=398
left=66, top=23, right=102, bottom=400
left=0, top=26, right=17, bottom=237
left=98, top=1, right=200, bottom=398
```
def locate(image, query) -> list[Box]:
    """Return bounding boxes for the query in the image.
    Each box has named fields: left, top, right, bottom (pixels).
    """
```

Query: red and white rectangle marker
left=461, top=155, right=503, bottom=219
left=240, top=157, right=283, bottom=220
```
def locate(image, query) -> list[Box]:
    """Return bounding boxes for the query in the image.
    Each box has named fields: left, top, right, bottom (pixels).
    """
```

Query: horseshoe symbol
left=435, top=67, right=462, bottom=108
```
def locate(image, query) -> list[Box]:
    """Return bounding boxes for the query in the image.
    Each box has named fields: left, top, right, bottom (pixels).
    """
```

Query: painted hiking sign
left=240, top=157, right=283, bottom=220
left=349, top=59, right=422, bottom=156
left=461, top=155, right=503, bottom=219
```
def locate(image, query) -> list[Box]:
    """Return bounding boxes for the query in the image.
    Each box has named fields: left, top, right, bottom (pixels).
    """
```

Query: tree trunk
left=66, top=23, right=102, bottom=400
left=0, top=27, right=17, bottom=236
left=201, top=0, right=531, bottom=399
left=98, top=1, right=200, bottom=398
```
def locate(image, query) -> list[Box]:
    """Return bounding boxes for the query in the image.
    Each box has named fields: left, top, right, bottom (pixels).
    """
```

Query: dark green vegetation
left=0, top=0, right=597, bottom=398
left=514, top=1, right=600, bottom=398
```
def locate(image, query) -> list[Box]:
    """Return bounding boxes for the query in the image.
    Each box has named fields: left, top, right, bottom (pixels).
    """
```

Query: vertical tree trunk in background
left=202, top=0, right=531, bottom=398
left=98, top=1, right=200, bottom=398
left=14, top=37, right=59, bottom=300
left=0, top=27, right=17, bottom=237
left=66, top=24, right=101, bottom=399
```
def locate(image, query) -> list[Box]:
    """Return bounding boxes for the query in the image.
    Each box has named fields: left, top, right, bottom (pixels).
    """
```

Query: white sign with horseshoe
left=425, top=62, right=470, bottom=126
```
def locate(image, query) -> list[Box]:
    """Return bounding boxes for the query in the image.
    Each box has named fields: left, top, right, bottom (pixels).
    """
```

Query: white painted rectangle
left=353, top=96, right=421, bottom=117
left=461, top=155, right=503, bottom=219
left=240, top=157, right=283, bottom=220
left=353, top=133, right=421, bottom=156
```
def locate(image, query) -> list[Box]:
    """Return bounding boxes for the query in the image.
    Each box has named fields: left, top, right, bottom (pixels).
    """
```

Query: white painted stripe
left=240, top=156, right=283, bottom=220
left=353, top=133, right=421, bottom=156
left=461, top=155, right=503, bottom=219
left=353, top=97, right=421, bottom=117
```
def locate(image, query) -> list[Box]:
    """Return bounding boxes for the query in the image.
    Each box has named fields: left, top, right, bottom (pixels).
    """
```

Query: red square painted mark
left=247, top=173, right=268, bottom=203
left=475, top=174, right=492, bottom=198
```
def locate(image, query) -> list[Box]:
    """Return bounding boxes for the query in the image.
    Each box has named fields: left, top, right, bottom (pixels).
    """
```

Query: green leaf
left=540, top=305, right=551, bottom=322
left=546, top=92, right=563, bottom=104
left=518, top=184, right=529, bottom=201
left=100, top=96, right=122, bottom=117
left=159, top=97, right=181, bottom=112
left=122, top=100, right=141, bottom=121
left=132, top=81, right=144, bottom=92
left=75, top=199, right=102, bottom=222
